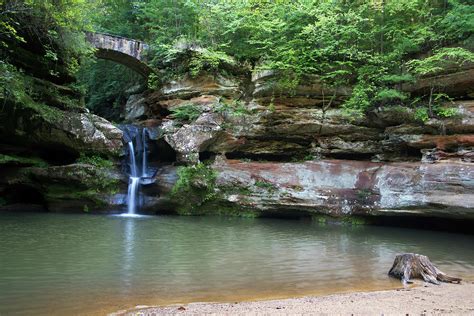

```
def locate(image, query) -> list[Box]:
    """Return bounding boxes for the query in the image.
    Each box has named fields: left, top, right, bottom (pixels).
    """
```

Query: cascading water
left=127, top=141, right=139, bottom=215
left=122, top=126, right=148, bottom=215
left=128, top=141, right=138, bottom=177
left=142, top=128, right=147, bottom=177
left=127, top=177, right=140, bottom=214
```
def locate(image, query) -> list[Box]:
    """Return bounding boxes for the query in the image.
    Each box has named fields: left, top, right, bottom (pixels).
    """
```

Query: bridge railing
left=85, top=31, right=148, bottom=45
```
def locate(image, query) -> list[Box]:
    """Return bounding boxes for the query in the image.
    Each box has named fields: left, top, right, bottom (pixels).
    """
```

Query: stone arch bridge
left=85, top=32, right=153, bottom=77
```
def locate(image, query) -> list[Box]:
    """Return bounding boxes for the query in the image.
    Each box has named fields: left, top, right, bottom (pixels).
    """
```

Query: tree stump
left=388, top=253, right=462, bottom=285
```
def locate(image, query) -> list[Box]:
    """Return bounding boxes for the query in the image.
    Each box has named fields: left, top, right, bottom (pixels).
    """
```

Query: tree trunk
left=388, top=253, right=462, bottom=285
left=428, top=86, right=434, bottom=117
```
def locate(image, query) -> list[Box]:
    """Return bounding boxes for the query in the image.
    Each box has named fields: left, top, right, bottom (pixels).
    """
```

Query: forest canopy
left=1, top=0, right=474, bottom=119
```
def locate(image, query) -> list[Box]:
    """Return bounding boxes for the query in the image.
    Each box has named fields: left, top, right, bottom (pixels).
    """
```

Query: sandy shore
left=113, top=282, right=474, bottom=315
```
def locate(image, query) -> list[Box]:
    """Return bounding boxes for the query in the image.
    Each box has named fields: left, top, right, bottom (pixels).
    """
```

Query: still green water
left=0, top=213, right=473, bottom=315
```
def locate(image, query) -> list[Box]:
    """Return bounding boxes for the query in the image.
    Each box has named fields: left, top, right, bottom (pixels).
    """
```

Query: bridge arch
left=85, top=32, right=153, bottom=77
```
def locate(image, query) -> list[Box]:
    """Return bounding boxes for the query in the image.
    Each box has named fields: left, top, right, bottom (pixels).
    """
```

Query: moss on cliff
left=0, top=154, right=48, bottom=168
left=171, top=162, right=217, bottom=215
left=45, top=185, right=111, bottom=208
left=22, top=163, right=122, bottom=211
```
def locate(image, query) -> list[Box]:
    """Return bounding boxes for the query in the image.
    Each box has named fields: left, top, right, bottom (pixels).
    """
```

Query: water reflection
left=122, top=217, right=135, bottom=292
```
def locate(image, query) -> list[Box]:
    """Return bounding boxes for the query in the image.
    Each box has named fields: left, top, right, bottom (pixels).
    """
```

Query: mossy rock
left=0, top=154, right=48, bottom=168
left=45, top=186, right=112, bottom=210
left=0, top=96, right=123, bottom=158
left=26, top=163, right=121, bottom=188
left=171, top=163, right=218, bottom=214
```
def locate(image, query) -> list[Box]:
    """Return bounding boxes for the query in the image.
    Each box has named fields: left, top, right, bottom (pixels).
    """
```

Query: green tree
left=407, top=47, right=474, bottom=117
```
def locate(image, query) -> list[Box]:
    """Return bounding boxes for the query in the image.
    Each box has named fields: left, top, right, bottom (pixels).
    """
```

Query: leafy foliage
left=414, top=107, right=430, bottom=122
left=109, top=0, right=472, bottom=116
left=76, top=153, right=114, bottom=169
left=436, top=106, right=459, bottom=118
left=0, top=61, right=28, bottom=103
left=375, top=89, right=408, bottom=102
left=169, top=104, right=203, bottom=123
left=76, top=59, right=144, bottom=121
left=0, top=61, right=66, bottom=123
left=215, top=100, right=253, bottom=117
left=407, top=47, right=474, bottom=77
left=188, top=49, right=236, bottom=78
left=0, top=0, right=98, bottom=130
left=4, top=0, right=474, bottom=122
left=171, top=163, right=217, bottom=214
left=0, top=154, right=48, bottom=167
left=407, top=47, right=474, bottom=119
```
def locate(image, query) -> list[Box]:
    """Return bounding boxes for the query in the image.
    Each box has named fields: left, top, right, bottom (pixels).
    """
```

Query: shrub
left=215, top=100, right=252, bottom=117
left=414, top=108, right=429, bottom=123
left=375, top=89, right=408, bottom=102
left=76, top=153, right=114, bottom=168
left=169, top=103, right=203, bottom=122
left=436, top=107, right=458, bottom=118
left=0, top=154, right=48, bottom=167
left=171, top=163, right=217, bottom=214
left=188, top=49, right=235, bottom=78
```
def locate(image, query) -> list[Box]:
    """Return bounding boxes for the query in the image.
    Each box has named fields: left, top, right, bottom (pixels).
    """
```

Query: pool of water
left=0, top=212, right=473, bottom=315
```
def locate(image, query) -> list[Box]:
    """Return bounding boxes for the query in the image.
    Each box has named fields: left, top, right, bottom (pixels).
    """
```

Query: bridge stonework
left=86, top=32, right=152, bottom=77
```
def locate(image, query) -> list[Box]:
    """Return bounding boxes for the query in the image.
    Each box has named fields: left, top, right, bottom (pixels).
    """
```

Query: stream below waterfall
left=1, top=212, right=473, bottom=315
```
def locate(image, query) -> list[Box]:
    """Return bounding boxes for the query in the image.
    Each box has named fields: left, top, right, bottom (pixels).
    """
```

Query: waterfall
left=124, top=126, right=148, bottom=215
left=142, top=128, right=147, bottom=177
left=128, top=141, right=138, bottom=177
left=127, top=177, right=140, bottom=214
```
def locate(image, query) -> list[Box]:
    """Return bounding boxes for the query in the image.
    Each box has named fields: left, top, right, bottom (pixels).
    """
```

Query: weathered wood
left=388, top=253, right=462, bottom=285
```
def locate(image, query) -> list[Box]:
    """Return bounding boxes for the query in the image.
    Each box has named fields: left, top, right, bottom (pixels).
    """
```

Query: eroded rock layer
left=133, top=71, right=474, bottom=220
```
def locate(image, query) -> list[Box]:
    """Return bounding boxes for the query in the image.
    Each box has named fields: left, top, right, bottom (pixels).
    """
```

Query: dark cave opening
left=366, top=215, right=474, bottom=235
left=1, top=184, right=47, bottom=211
left=149, top=139, right=177, bottom=163
left=199, top=151, right=217, bottom=162
left=224, top=151, right=305, bottom=162
left=37, top=146, right=79, bottom=166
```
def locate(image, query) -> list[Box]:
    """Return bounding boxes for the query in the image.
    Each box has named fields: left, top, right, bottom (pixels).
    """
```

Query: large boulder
left=54, top=113, right=124, bottom=155
left=0, top=101, right=124, bottom=157
left=402, top=64, right=474, bottom=98
left=163, top=112, right=224, bottom=163
left=147, top=74, right=242, bottom=103
left=2, top=163, right=128, bottom=213
left=124, top=93, right=147, bottom=122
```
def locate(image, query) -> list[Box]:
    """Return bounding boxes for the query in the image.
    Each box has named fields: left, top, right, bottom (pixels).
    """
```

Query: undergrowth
left=171, top=162, right=217, bottom=214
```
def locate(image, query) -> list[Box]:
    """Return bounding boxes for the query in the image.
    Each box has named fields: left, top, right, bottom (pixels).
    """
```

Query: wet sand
left=113, top=282, right=474, bottom=315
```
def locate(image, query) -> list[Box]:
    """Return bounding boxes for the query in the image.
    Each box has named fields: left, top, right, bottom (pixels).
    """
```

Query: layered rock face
left=140, top=70, right=474, bottom=164
left=213, top=159, right=474, bottom=219
left=0, top=107, right=126, bottom=212
left=135, top=69, right=474, bottom=220
left=0, top=107, right=123, bottom=157
left=0, top=28, right=125, bottom=212
left=146, top=158, right=473, bottom=220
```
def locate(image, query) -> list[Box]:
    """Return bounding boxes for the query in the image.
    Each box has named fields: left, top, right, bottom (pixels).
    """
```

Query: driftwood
left=388, top=253, right=462, bottom=285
